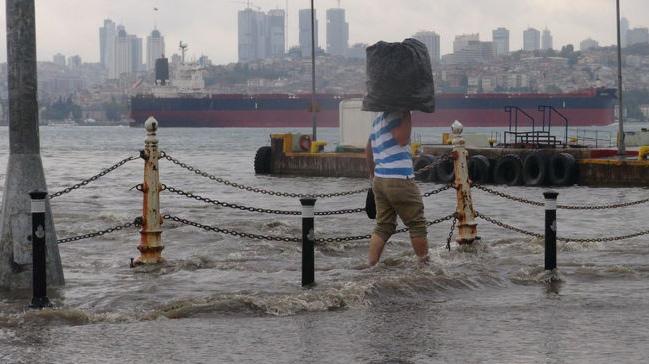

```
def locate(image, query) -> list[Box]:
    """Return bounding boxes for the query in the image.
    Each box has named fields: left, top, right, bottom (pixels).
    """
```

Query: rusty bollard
left=451, top=120, right=478, bottom=245
left=134, top=117, right=164, bottom=265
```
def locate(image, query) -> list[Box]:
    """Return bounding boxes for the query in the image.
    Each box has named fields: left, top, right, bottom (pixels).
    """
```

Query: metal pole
left=0, top=0, right=64, bottom=289
left=616, top=0, right=626, bottom=156
left=29, top=190, right=52, bottom=309
left=451, top=121, right=477, bottom=245
left=300, top=198, right=316, bottom=287
left=135, top=117, right=164, bottom=265
left=544, top=191, right=558, bottom=271
left=310, top=0, right=317, bottom=141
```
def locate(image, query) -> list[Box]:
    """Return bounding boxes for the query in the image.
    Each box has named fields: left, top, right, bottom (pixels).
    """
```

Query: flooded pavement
left=1, top=126, right=648, bottom=363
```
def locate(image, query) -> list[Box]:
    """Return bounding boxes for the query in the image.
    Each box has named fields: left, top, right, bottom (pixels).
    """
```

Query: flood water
left=1, top=125, right=648, bottom=363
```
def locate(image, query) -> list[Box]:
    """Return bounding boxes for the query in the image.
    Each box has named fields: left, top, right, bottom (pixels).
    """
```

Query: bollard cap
left=451, top=120, right=464, bottom=136
left=299, top=198, right=317, bottom=206
left=543, top=191, right=559, bottom=200
left=29, top=190, right=48, bottom=200
left=145, top=117, right=158, bottom=132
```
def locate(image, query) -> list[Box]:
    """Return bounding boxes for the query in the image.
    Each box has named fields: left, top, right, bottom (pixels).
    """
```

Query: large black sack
left=362, top=38, right=435, bottom=113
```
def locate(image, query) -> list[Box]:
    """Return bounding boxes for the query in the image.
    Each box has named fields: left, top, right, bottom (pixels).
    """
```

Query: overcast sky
left=0, top=0, right=647, bottom=64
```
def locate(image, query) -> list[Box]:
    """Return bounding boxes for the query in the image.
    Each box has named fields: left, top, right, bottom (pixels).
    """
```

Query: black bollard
left=300, top=198, right=317, bottom=287
left=29, top=191, right=52, bottom=309
left=543, top=191, right=559, bottom=271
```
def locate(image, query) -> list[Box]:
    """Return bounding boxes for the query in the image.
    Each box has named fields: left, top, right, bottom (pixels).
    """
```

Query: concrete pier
left=266, top=136, right=649, bottom=187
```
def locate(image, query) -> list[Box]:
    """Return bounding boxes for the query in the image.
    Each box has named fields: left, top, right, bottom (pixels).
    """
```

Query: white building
left=268, top=9, right=286, bottom=58
left=238, top=8, right=285, bottom=62
left=542, top=28, right=553, bottom=50
left=492, top=27, right=510, bottom=56
left=523, top=27, right=541, bottom=51
left=412, top=31, right=440, bottom=64
left=299, top=8, right=319, bottom=57
left=627, top=27, right=649, bottom=46
left=580, top=38, right=599, bottom=51
left=453, top=33, right=479, bottom=52
left=99, top=19, right=116, bottom=69
left=147, top=29, right=166, bottom=71
left=53, top=53, right=66, bottom=67
left=113, top=28, right=132, bottom=78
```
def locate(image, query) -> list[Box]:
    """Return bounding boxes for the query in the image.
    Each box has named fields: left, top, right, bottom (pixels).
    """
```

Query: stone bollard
left=134, top=117, right=164, bottom=265
left=300, top=198, right=316, bottom=287
left=451, top=120, right=478, bottom=245
left=544, top=191, right=559, bottom=271
left=29, top=191, right=52, bottom=309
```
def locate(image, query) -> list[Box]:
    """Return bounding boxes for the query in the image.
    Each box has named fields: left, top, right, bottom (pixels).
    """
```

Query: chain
left=422, top=184, right=453, bottom=197
left=476, top=211, right=649, bottom=242
left=475, top=211, right=543, bottom=238
left=162, top=153, right=368, bottom=199
left=163, top=185, right=365, bottom=215
left=57, top=217, right=143, bottom=244
left=163, top=214, right=300, bottom=242
left=50, top=155, right=139, bottom=199
left=473, top=184, right=649, bottom=210
left=446, top=214, right=457, bottom=250
left=414, top=152, right=451, bottom=180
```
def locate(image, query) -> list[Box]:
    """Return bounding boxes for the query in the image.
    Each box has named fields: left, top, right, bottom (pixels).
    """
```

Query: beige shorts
left=372, top=176, right=427, bottom=241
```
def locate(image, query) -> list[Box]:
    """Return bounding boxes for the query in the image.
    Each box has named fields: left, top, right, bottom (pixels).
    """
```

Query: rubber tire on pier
left=435, top=158, right=455, bottom=183
left=468, top=155, right=491, bottom=184
left=522, top=152, right=548, bottom=186
left=548, top=152, right=576, bottom=186
left=414, top=154, right=434, bottom=172
left=254, top=146, right=272, bottom=174
left=493, top=154, right=523, bottom=186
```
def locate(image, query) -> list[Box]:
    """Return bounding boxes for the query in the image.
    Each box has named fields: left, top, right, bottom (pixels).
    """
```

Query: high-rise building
left=53, top=53, right=66, bottom=67
left=299, top=8, right=318, bottom=57
left=268, top=9, right=286, bottom=57
left=238, top=8, right=285, bottom=62
left=580, top=38, right=599, bottom=51
left=542, top=28, right=553, bottom=50
left=453, top=33, right=479, bottom=52
left=621, top=17, right=629, bottom=47
left=627, top=27, right=649, bottom=46
left=99, top=19, right=116, bottom=68
left=523, top=27, right=541, bottom=51
left=443, top=40, right=495, bottom=65
left=492, top=27, right=510, bottom=56
left=130, top=35, right=143, bottom=73
left=113, top=28, right=132, bottom=78
left=412, top=31, right=440, bottom=64
left=326, top=8, right=348, bottom=56
left=147, top=29, right=165, bottom=71
left=67, top=55, right=82, bottom=68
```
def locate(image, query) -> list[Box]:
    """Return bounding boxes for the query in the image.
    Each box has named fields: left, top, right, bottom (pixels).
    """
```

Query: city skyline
left=0, top=0, right=647, bottom=65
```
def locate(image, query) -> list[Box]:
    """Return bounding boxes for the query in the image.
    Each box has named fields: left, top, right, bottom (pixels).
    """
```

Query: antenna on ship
left=179, top=41, right=188, bottom=64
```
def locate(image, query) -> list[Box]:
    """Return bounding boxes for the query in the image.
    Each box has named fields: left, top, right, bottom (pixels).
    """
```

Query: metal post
left=451, top=121, right=477, bottom=245
left=0, top=0, right=64, bottom=289
left=310, top=0, right=317, bottom=141
left=616, top=0, right=626, bottom=156
left=29, top=191, right=52, bottom=308
left=300, top=198, right=316, bottom=287
left=544, top=191, right=559, bottom=271
left=135, top=117, right=164, bottom=265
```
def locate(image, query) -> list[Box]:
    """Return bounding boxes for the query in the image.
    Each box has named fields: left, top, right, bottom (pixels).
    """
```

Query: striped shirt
left=370, top=111, right=414, bottom=179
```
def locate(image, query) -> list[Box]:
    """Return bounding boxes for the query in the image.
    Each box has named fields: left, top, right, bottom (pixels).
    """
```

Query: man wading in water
left=365, top=111, right=429, bottom=266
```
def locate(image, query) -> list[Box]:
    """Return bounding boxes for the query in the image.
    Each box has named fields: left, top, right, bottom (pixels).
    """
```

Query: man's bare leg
left=368, top=233, right=387, bottom=266
left=411, top=236, right=429, bottom=263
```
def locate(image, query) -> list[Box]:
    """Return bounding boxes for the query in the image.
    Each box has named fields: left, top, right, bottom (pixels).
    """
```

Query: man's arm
left=366, top=138, right=375, bottom=178
left=391, top=112, right=412, bottom=147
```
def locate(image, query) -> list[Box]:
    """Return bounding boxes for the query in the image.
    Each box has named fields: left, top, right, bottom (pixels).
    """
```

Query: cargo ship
left=130, top=60, right=616, bottom=128
left=130, top=88, right=616, bottom=128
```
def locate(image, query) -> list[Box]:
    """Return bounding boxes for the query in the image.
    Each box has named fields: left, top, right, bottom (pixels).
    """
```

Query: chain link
left=163, top=214, right=300, bottom=242
left=476, top=211, right=649, bottom=242
left=163, top=185, right=365, bottom=215
left=50, top=155, right=139, bottom=199
left=473, top=183, right=649, bottom=210
left=162, top=153, right=368, bottom=199
left=422, top=184, right=454, bottom=197
left=446, top=214, right=457, bottom=250
left=57, top=217, right=143, bottom=244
